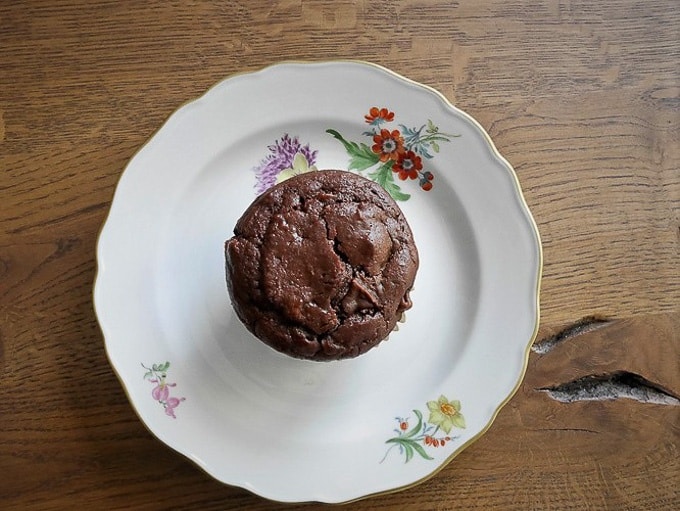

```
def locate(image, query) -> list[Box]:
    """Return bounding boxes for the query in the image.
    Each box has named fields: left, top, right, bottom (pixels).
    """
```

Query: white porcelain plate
left=94, top=61, right=542, bottom=503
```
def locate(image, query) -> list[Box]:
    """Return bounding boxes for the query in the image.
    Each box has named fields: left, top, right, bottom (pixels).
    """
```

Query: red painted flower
left=420, top=170, right=434, bottom=191
left=365, top=107, right=395, bottom=125
left=392, top=150, right=423, bottom=180
left=372, top=129, right=405, bottom=162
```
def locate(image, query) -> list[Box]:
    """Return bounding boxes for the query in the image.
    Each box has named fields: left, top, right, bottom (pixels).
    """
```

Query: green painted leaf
left=367, top=160, right=391, bottom=186
left=388, top=185, right=411, bottom=202
left=368, top=161, right=411, bottom=201
left=326, top=129, right=379, bottom=171
left=404, top=409, right=424, bottom=439
left=388, top=437, right=433, bottom=463
left=326, top=129, right=352, bottom=152
left=404, top=442, right=414, bottom=463
left=430, top=134, right=459, bottom=142
left=411, top=441, right=434, bottom=460
left=431, top=141, right=440, bottom=153
left=350, top=144, right=380, bottom=171
left=143, top=371, right=153, bottom=380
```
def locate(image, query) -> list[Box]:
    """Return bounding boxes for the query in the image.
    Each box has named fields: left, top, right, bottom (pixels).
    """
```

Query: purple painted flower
left=253, top=134, right=318, bottom=194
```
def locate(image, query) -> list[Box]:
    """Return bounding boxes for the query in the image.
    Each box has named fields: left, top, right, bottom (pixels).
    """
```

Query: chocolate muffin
left=225, top=170, right=418, bottom=361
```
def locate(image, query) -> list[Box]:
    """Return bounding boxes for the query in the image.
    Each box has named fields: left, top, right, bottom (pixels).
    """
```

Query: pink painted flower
left=164, top=397, right=186, bottom=419
left=152, top=382, right=175, bottom=402
left=142, top=362, right=185, bottom=419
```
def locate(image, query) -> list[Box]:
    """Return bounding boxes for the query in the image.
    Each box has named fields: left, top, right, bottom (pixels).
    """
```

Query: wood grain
left=1, top=1, right=678, bottom=509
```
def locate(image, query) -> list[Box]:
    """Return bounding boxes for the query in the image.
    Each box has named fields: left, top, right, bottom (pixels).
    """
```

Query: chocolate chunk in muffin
left=225, top=170, right=418, bottom=361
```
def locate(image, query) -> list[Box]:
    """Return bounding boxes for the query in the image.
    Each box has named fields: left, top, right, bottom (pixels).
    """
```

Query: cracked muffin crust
left=225, top=170, right=418, bottom=360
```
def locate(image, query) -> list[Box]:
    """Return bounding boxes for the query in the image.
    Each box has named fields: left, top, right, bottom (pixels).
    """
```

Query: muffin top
left=225, top=170, right=418, bottom=360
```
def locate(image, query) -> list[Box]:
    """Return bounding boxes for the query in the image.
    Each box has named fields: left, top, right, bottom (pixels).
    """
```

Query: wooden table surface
left=1, top=1, right=678, bottom=509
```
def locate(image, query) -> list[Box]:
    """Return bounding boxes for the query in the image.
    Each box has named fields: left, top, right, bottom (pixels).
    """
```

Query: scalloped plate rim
left=93, top=60, right=542, bottom=504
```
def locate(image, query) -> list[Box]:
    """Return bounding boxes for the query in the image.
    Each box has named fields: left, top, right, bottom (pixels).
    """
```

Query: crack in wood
left=531, top=315, right=611, bottom=354
left=533, top=428, right=601, bottom=434
left=539, top=371, right=680, bottom=406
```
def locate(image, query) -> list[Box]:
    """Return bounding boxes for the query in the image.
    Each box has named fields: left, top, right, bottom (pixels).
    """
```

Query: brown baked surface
left=225, top=170, right=418, bottom=360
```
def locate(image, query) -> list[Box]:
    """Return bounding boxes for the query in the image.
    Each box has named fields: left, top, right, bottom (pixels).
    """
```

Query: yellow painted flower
left=276, top=152, right=318, bottom=184
left=426, top=395, right=465, bottom=433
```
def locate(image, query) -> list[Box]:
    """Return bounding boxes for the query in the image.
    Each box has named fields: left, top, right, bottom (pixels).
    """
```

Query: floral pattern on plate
left=142, top=361, right=185, bottom=419
left=96, top=61, right=542, bottom=502
left=328, top=106, right=459, bottom=200
left=253, top=134, right=318, bottom=194
left=251, top=107, right=459, bottom=201
left=382, top=395, right=466, bottom=463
